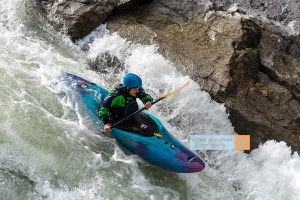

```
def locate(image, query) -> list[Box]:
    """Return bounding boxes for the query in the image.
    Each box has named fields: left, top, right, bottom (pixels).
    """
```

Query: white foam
left=287, top=20, right=300, bottom=35
left=180, top=141, right=300, bottom=200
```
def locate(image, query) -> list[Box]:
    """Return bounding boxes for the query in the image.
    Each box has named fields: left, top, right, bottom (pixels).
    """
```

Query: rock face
left=41, top=0, right=300, bottom=39
left=225, top=20, right=300, bottom=152
left=107, top=2, right=300, bottom=152
left=156, top=0, right=212, bottom=19
left=41, top=0, right=153, bottom=40
left=212, top=0, right=300, bottom=25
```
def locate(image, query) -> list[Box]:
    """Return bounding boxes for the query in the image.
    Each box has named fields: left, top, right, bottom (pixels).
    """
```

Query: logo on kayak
left=140, top=124, right=148, bottom=129
left=78, top=81, right=88, bottom=88
left=122, top=136, right=137, bottom=145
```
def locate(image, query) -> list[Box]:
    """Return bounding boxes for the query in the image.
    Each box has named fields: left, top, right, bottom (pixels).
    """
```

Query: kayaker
left=98, top=73, right=153, bottom=133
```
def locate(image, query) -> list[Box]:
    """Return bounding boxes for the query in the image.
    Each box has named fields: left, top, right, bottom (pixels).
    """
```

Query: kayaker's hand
left=104, top=124, right=112, bottom=134
left=144, top=101, right=152, bottom=110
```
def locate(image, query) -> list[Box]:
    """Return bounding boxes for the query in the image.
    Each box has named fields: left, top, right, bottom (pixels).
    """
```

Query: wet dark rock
left=89, top=52, right=125, bottom=74
left=40, top=0, right=114, bottom=40
left=156, top=0, right=212, bottom=19
left=211, top=0, right=300, bottom=26
left=40, top=0, right=153, bottom=40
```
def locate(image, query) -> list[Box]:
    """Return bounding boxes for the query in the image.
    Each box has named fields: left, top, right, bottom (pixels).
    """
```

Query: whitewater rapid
left=0, top=0, right=299, bottom=199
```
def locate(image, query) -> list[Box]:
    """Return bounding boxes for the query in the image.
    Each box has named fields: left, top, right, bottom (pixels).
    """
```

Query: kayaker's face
left=129, top=88, right=139, bottom=97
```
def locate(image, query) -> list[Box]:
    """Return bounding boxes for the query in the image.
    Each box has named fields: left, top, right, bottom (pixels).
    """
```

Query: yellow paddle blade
left=159, top=82, right=190, bottom=99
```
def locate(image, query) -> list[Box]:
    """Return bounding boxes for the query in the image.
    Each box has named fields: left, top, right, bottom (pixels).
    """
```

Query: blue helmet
left=123, top=73, right=142, bottom=89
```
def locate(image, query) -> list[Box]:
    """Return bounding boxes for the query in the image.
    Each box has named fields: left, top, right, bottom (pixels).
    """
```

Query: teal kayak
left=60, top=73, right=205, bottom=173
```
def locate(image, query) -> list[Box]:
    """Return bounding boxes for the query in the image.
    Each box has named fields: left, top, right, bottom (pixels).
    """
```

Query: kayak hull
left=60, top=73, right=205, bottom=173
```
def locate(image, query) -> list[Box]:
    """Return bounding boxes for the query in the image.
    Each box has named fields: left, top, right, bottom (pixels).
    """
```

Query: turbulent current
left=0, top=0, right=299, bottom=199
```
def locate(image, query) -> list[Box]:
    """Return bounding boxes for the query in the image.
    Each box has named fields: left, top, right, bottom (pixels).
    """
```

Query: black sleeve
left=138, top=87, right=153, bottom=104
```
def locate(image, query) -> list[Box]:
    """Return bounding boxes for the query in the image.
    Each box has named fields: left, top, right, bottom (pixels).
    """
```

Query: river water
left=0, top=0, right=299, bottom=199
